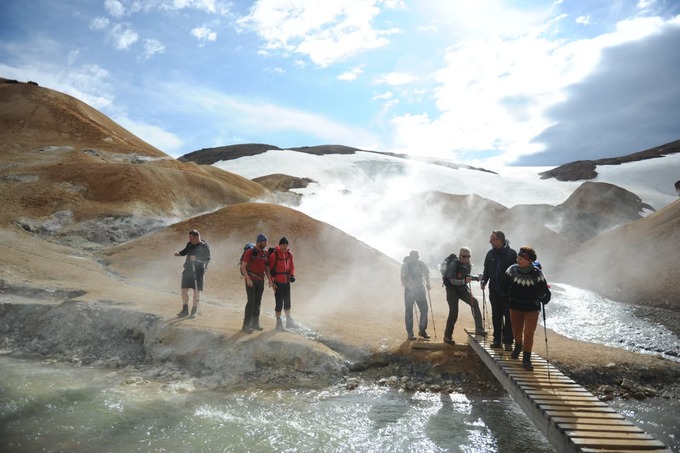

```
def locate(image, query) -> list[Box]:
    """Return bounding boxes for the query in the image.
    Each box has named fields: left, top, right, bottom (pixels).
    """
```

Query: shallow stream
left=1, top=284, right=679, bottom=452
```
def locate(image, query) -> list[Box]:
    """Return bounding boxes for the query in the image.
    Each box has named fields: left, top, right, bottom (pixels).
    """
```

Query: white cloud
left=115, top=116, right=184, bottom=155
left=104, top=0, right=126, bottom=18
left=372, top=91, right=393, bottom=100
left=168, top=85, right=379, bottom=149
left=374, top=72, right=417, bottom=86
left=384, top=11, right=680, bottom=165
left=143, top=39, right=165, bottom=59
left=168, top=0, right=227, bottom=14
left=575, top=15, right=592, bottom=25
left=238, top=0, right=399, bottom=67
left=337, top=66, right=364, bottom=81
left=109, top=24, right=139, bottom=50
left=191, top=27, right=218, bottom=45
left=0, top=57, right=114, bottom=111
left=90, top=17, right=110, bottom=30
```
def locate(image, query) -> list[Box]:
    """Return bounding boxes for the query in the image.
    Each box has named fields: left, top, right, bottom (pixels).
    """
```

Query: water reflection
left=0, top=357, right=555, bottom=453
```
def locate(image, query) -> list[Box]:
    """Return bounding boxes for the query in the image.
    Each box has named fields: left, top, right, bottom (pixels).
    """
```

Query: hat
left=279, top=237, right=289, bottom=245
left=256, top=233, right=267, bottom=243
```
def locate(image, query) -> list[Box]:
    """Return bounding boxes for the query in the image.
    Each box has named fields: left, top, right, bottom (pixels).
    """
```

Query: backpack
left=268, top=247, right=278, bottom=274
left=238, top=243, right=268, bottom=276
left=439, top=253, right=458, bottom=287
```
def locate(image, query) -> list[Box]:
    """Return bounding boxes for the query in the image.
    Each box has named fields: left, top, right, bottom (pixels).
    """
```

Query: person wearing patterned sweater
left=500, top=246, right=551, bottom=371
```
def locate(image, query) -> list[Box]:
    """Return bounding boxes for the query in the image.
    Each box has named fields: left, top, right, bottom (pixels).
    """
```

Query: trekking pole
left=191, top=261, right=199, bottom=318
left=426, top=287, right=437, bottom=340
left=542, top=303, right=551, bottom=384
left=413, top=303, right=420, bottom=332
left=481, top=286, right=487, bottom=331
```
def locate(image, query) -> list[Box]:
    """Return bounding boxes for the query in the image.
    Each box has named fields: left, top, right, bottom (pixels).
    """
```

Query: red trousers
left=510, top=309, right=540, bottom=352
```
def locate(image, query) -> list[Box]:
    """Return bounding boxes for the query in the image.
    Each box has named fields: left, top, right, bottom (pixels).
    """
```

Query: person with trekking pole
left=500, top=246, right=551, bottom=371
left=174, top=229, right=211, bottom=318
left=400, top=250, right=431, bottom=341
left=442, top=247, right=487, bottom=345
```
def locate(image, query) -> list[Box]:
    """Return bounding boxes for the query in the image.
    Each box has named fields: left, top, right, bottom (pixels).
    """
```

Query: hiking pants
left=444, top=285, right=484, bottom=339
left=489, top=288, right=513, bottom=345
left=509, top=309, right=540, bottom=353
left=244, top=279, right=265, bottom=328
left=274, top=282, right=291, bottom=312
left=404, top=286, right=428, bottom=335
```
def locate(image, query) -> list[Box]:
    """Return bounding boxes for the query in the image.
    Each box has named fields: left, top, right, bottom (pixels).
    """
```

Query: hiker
left=240, top=233, right=272, bottom=333
left=501, top=246, right=551, bottom=371
left=442, top=247, right=487, bottom=345
left=174, top=229, right=211, bottom=318
left=269, top=237, right=297, bottom=331
left=400, top=250, right=431, bottom=341
left=481, top=230, right=517, bottom=351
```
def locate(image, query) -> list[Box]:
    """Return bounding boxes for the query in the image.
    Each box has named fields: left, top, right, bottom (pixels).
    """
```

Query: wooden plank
left=566, top=431, right=655, bottom=440
left=410, top=342, right=452, bottom=349
left=581, top=449, right=672, bottom=453
left=539, top=404, right=614, bottom=412
left=571, top=437, right=667, bottom=449
left=515, top=378, right=577, bottom=385
left=464, top=329, right=670, bottom=453
left=526, top=388, right=592, bottom=394
left=545, top=410, right=625, bottom=419
left=552, top=416, right=631, bottom=425
left=558, top=423, right=643, bottom=433
left=534, top=397, right=604, bottom=404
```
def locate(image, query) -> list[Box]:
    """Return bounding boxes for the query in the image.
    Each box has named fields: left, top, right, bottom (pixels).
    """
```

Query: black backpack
left=238, top=243, right=268, bottom=276
left=439, top=253, right=458, bottom=287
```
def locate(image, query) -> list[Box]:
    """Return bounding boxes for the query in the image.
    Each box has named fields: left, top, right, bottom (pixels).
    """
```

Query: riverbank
left=1, top=296, right=678, bottom=403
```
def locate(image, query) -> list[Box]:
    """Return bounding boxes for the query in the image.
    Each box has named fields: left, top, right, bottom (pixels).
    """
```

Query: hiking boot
left=276, top=318, right=284, bottom=331
left=444, top=337, right=455, bottom=345
left=407, top=334, right=417, bottom=341
left=286, top=317, right=297, bottom=329
left=419, top=331, right=431, bottom=340
left=490, top=342, right=502, bottom=348
left=511, top=343, right=523, bottom=359
left=177, top=305, right=189, bottom=317
left=189, top=305, right=198, bottom=318
left=475, top=329, right=488, bottom=337
left=504, top=343, right=513, bottom=351
left=522, top=351, right=534, bottom=371
left=242, top=325, right=253, bottom=334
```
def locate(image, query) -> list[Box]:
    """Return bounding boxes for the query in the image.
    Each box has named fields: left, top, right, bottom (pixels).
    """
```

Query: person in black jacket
left=481, top=230, right=517, bottom=351
left=501, top=246, right=551, bottom=371
left=174, top=230, right=211, bottom=318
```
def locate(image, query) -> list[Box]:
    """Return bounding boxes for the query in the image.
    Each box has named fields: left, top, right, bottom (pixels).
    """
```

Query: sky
left=1, top=0, right=679, bottom=166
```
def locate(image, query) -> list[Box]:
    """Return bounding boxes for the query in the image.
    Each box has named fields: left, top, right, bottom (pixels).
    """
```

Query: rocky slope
left=538, top=139, right=680, bottom=181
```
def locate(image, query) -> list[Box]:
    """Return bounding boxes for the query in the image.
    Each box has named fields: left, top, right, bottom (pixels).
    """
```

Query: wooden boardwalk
left=465, top=330, right=671, bottom=453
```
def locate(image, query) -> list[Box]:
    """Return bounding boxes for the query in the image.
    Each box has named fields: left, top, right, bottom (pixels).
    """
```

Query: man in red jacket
left=269, top=237, right=297, bottom=331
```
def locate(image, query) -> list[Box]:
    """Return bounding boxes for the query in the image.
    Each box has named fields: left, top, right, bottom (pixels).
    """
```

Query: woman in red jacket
left=269, top=237, right=297, bottom=331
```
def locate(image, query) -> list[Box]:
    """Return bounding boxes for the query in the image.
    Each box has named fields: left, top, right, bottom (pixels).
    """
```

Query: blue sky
left=1, top=0, right=679, bottom=165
